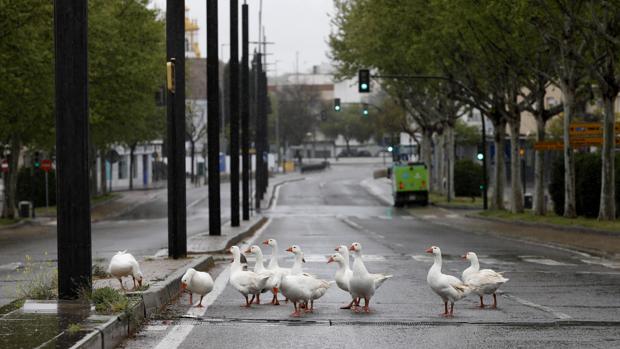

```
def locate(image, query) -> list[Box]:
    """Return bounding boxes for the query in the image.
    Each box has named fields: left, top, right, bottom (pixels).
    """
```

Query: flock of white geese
left=108, top=241, right=508, bottom=318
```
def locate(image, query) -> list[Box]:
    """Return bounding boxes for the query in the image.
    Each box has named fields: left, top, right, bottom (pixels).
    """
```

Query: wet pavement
left=120, top=162, right=620, bottom=349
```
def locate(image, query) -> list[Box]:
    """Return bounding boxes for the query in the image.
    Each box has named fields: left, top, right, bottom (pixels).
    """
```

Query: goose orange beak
left=245, top=248, right=252, bottom=254
left=262, top=240, right=269, bottom=245
left=334, top=247, right=339, bottom=251
left=349, top=245, right=355, bottom=251
left=461, top=254, right=467, bottom=259
left=285, top=247, right=293, bottom=253
left=425, top=247, right=433, bottom=254
left=180, top=282, right=187, bottom=290
left=327, top=256, right=334, bottom=264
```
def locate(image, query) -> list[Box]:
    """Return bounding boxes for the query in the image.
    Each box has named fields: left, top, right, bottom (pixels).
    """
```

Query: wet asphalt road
left=0, top=183, right=232, bottom=306
left=121, top=163, right=620, bottom=349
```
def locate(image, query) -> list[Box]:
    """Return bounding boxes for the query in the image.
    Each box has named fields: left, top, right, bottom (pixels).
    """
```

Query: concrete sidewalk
left=362, top=176, right=620, bottom=261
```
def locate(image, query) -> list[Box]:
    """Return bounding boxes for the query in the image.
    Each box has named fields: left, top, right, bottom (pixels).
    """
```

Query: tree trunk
left=598, top=94, right=616, bottom=220
left=422, top=127, right=433, bottom=193
left=345, top=138, right=351, bottom=154
left=89, top=140, right=97, bottom=199
left=99, top=149, right=107, bottom=195
left=491, top=118, right=506, bottom=210
left=561, top=84, right=577, bottom=218
left=129, top=143, right=136, bottom=190
left=435, top=132, right=445, bottom=195
left=446, top=125, right=455, bottom=200
left=533, top=116, right=547, bottom=215
left=1, top=136, right=21, bottom=219
left=190, top=140, right=196, bottom=185
left=508, top=117, right=524, bottom=213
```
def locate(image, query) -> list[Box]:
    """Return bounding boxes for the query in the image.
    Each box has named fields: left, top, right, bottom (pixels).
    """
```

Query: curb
left=465, top=213, right=620, bottom=237
left=431, top=202, right=482, bottom=210
left=0, top=219, right=28, bottom=231
left=71, top=255, right=216, bottom=349
left=267, top=177, right=305, bottom=209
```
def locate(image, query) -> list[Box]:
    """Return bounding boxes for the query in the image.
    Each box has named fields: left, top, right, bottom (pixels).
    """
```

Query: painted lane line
left=0, top=262, right=24, bottom=271
left=421, top=214, right=437, bottom=219
left=153, top=325, right=194, bottom=349
left=144, top=325, right=169, bottom=331
left=446, top=214, right=459, bottom=218
left=502, top=293, right=572, bottom=320
left=521, top=258, right=575, bottom=266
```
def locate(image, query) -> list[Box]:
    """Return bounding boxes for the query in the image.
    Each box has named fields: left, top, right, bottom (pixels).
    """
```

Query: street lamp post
left=207, top=0, right=222, bottom=235
left=229, top=0, right=240, bottom=227
left=481, top=112, right=488, bottom=210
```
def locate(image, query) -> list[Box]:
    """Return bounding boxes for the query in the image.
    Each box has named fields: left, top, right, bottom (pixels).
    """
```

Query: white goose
left=245, top=245, right=278, bottom=305
left=348, top=242, right=392, bottom=313
left=229, top=246, right=270, bottom=307
left=462, top=251, right=509, bottom=308
left=107, top=250, right=144, bottom=291
left=180, top=268, right=214, bottom=307
left=262, top=238, right=291, bottom=305
left=426, top=246, right=470, bottom=317
left=279, top=245, right=331, bottom=317
left=327, top=252, right=358, bottom=309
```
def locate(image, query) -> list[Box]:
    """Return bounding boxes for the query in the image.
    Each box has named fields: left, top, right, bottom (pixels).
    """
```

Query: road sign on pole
left=1, top=160, right=7, bottom=173
left=41, top=159, right=53, bottom=172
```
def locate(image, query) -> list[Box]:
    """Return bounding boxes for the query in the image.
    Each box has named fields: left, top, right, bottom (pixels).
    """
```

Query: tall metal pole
left=230, top=0, right=240, bottom=227
left=481, top=113, right=488, bottom=210
left=166, top=0, right=187, bottom=258
left=241, top=3, right=250, bottom=220
left=207, top=0, right=222, bottom=235
left=261, top=69, right=269, bottom=194
left=254, top=53, right=263, bottom=209
left=55, top=0, right=92, bottom=299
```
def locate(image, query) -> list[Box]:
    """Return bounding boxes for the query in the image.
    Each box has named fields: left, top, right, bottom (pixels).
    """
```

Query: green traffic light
left=334, top=105, right=341, bottom=112
left=361, top=83, right=368, bottom=91
left=387, top=146, right=393, bottom=152
left=362, top=109, right=369, bottom=116
left=34, top=162, right=40, bottom=168
left=477, top=153, right=484, bottom=161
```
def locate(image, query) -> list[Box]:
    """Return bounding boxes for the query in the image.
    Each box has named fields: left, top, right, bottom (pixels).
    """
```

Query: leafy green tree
left=321, top=105, right=374, bottom=154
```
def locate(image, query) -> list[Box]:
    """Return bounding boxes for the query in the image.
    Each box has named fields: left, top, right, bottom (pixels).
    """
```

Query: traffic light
left=362, top=103, right=369, bottom=117
left=358, top=69, right=370, bottom=93
left=476, top=144, right=484, bottom=161
left=334, top=98, right=341, bottom=112
left=320, top=110, right=327, bottom=121
left=33, top=151, right=41, bottom=169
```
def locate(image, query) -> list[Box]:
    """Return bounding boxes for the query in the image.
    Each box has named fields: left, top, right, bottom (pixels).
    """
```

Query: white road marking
left=153, top=325, right=194, bottom=349
left=401, top=216, right=414, bottom=220
left=421, top=214, right=437, bottom=219
left=0, top=262, right=23, bottom=271
left=521, top=258, right=575, bottom=266
left=502, top=294, right=572, bottom=320
left=144, top=325, right=169, bottom=331
left=187, top=197, right=205, bottom=209
left=411, top=255, right=434, bottom=263
left=377, top=215, right=391, bottom=220
left=361, top=255, right=386, bottom=262
left=153, top=218, right=273, bottom=349
left=580, top=258, right=620, bottom=269
left=446, top=214, right=459, bottom=218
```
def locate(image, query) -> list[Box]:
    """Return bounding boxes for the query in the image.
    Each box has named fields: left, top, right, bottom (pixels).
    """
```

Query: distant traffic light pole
left=241, top=3, right=250, bottom=220
left=480, top=111, right=488, bottom=210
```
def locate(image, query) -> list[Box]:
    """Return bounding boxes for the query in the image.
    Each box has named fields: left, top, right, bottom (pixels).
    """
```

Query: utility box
left=391, top=162, right=429, bottom=207
left=19, top=201, right=32, bottom=218
left=524, top=193, right=533, bottom=209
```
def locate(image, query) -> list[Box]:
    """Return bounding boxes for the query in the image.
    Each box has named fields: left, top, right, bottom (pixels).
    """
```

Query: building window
left=118, top=156, right=128, bottom=179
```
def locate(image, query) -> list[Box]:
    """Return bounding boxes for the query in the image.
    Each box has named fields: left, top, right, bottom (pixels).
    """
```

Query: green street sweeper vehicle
left=390, top=161, right=429, bottom=207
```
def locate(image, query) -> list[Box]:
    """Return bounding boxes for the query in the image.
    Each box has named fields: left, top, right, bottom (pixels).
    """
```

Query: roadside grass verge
left=430, top=193, right=483, bottom=208
left=0, top=298, right=25, bottom=316
left=0, top=218, right=20, bottom=226
left=476, top=210, right=620, bottom=232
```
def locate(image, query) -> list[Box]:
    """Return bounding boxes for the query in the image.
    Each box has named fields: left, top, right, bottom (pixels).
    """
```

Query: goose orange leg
left=197, top=295, right=204, bottom=308
left=272, top=287, right=280, bottom=305
left=255, top=293, right=261, bottom=304
left=362, top=297, right=371, bottom=313
left=241, top=295, right=252, bottom=307
left=479, top=295, right=485, bottom=308
left=442, top=301, right=449, bottom=316
left=189, top=292, right=193, bottom=306
left=492, top=293, right=498, bottom=308
left=290, top=301, right=301, bottom=317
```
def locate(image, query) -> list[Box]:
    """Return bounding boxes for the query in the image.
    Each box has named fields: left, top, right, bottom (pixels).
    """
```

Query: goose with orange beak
left=262, top=238, right=292, bottom=305
left=228, top=246, right=271, bottom=307
left=462, top=251, right=508, bottom=308
left=348, top=242, right=392, bottom=313
left=245, top=245, right=278, bottom=305
left=426, top=246, right=470, bottom=317
left=327, top=252, right=359, bottom=309
left=180, top=268, right=214, bottom=307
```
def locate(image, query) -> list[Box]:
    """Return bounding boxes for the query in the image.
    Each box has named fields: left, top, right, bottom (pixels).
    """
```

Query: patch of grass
left=91, top=264, right=109, bottom=279
left=87, top=287, right=129, bottom=314
left=132, top=284, right=150, bottom=292
left=67, top=323, right=82, bottom=335
left=430, top=193, right=482, bottom=208
left=0, top=218, right=20, bottom=226
left=17, top=255, right=57, bottom=300
left=91, top=193, right=119, bottom=205
left=0, top=298, right=25, bottom=315
left=34, top=206, right=56, bottom=217
left=477, top=210, right=620, bottom=232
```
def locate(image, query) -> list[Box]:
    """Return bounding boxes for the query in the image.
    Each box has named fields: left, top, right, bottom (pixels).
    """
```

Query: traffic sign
left=534, top=138, right=620, bottom=150
left=41, top=159, right=53, bottom=172
left=534, top=141, right=563, bottom=150
left=1, top=160, right=8, bottom=173
left=569, top=122, right=620, bottom=136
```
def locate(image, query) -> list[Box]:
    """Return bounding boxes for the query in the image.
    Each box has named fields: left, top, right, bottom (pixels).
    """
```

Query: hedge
left=455, top=160, right=483, bottom=197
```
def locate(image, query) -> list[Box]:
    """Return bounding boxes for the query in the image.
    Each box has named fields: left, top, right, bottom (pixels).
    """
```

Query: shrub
left=454, top=160, right=483, bottom=197
left=550, top=153, right=620, bottom=218
left=88, top=287, right=129, bottom=314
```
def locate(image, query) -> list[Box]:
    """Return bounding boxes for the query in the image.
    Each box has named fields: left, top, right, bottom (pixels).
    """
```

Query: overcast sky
left=151, top=0, right=336, bottom=76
